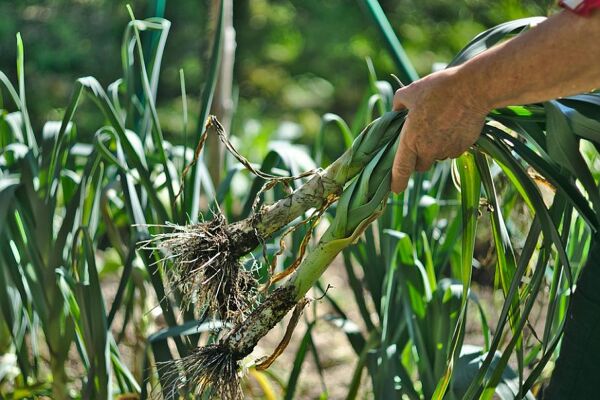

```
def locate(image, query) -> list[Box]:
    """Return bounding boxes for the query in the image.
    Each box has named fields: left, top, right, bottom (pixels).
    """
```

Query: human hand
left=391, top=67, right=490, bottom=193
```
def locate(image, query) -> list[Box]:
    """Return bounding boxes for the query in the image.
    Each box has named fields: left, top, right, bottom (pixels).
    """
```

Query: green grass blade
left=125, top=11, right=177, bottom=218
left=71, top=227, right=112, bottom=399
left=366, top=58, right=387, bottom=116
left=15, top=33, right=37, bottom=155
left=341, top=250, right=376, bottom=333
left=487, top=125, right=598, bottom=230
left=107, top=245, right=137, bottom=328
left=545, top=100, right=600, bottom=214
left=110, top=338, right=141, bottom=393
left=432, top=152, right=480, bottom=400
left=461, top=218, right=541, bottom=399
left=542, top=197, right=571, bottom=348
left=315, top=113, right=354, bottom=167
left=62, top=77, right=169, bottom=222
left=357, top=0, right=418, bottom=83
left=463, top=136, right=572, bottom=398
left=0, top=256, right=33, bottom=377
left=478, top=134, right=571, bottom=274
left=284, top=323, right=314, bottom=400
left=475, top=152, right=524, bottom=390
left=475, top=154, right=520, bottom=327
left=47, top=83, right=83, bottom=201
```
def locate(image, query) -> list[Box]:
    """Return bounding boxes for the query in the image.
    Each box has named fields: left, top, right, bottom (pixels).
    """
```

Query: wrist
left=448, top=64, right=494, bottom=116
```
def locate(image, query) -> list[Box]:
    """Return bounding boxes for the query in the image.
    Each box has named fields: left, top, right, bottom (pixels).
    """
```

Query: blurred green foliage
left=1, top=1, right=597, bottom=398
left=0, top=0, right=555, bottom=160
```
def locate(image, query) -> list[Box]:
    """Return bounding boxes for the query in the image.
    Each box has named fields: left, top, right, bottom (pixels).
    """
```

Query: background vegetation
left=3, top=1, right=597, bottom=399
left=0, top=0, right=554, bottom=154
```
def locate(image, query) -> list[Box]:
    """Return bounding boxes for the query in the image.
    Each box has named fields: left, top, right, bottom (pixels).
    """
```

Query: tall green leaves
left=3, top=5, right=600, bottom=399
left=449, top=17, right=546, bottom=67
left=358, top=0, right=419, bottom=84
left=0, top=15, right=175, bottom=397
left=328, top=11, right=600, bottom=399
left=68, top=228, right=112, bottom=400
left=432, top=152, right=480, bottom=399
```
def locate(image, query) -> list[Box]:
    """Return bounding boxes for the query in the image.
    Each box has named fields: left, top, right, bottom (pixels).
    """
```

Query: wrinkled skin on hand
left=391, top=67, right=489, bottom=193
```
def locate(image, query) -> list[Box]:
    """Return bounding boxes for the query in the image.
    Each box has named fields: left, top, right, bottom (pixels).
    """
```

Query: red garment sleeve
left=560, top=0, right=600, bottom=15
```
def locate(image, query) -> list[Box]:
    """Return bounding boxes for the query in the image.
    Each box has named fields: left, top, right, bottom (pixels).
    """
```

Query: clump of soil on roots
left=143, top=213, right=257, bottom=323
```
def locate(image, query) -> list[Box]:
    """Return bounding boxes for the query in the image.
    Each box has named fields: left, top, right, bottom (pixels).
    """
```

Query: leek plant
left=1, top=4, right=328, bottom=398
left=0, top=34, right=140, bottom=398
left=2, top=1, right=600, bottom=399
left=0, top=7, right=209, bottom=397
left=159, top=15, right=600, bottom=400
left=165, top=113, right=403, bottom=398
left=144, top=111, right=406, bottom=323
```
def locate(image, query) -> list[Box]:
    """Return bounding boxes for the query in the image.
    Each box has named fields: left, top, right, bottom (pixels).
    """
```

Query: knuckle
left=393, top=85, right=415, bottom=110
left=400, top=133, right=418, bottom=152
left=392, top=162, right=412, bottom=177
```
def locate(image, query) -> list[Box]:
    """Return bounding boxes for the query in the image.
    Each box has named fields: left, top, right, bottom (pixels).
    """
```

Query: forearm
left=460, top=10, right=600, bottom=111
left=390, top=8, right=600, bottom=193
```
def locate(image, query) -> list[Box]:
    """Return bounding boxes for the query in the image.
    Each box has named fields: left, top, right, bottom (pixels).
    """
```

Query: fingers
left=391, top=124, right=417, bottom=193
left=391, top=86, right=417, bottom=193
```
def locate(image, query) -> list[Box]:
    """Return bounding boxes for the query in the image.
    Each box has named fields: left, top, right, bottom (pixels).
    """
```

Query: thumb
left=393, top=84, right=414, bottom=111
left=391, top=122, right=417, bottom=193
